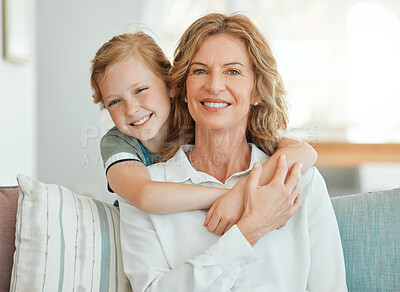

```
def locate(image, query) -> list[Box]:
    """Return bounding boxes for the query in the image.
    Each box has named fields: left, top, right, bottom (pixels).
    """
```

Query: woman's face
left=185, top=33, right=257, bottom=132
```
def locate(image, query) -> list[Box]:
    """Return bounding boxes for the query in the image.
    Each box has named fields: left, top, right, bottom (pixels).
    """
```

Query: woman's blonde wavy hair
left=160, top=13, right=288, bottom=161
left=90, top=32, right=172, bottom=109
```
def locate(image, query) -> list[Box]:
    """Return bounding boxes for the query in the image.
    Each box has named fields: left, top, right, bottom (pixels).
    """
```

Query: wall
left=0, top=0, right=36, bottom=185
left=35, top=0, right=168, bottom=202
left=6, top=0, right=398, bottom=200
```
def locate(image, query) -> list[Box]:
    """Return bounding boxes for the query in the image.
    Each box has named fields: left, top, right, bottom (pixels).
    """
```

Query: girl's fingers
left=277, top=222, right=286, bottom=230
left=224, top=222, right=235, bottom=234
left=214, top=220, right=229, bottom=236
left=206, top=216, right=220, bottom=233
left=204, top=204, right=215, bottom=226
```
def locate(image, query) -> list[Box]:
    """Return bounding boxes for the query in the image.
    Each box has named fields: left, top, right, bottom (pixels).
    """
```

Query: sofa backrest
left=331, top=188, right=400, bottom=291
left=0, top=186, right=19, bottom=292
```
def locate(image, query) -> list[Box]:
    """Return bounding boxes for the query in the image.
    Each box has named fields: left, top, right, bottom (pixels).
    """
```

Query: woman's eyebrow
left=190, top=61, right=246, bottom=67
left=190, top=62, right=207, bottom=67
left=224, top=62, right=245, bottom=67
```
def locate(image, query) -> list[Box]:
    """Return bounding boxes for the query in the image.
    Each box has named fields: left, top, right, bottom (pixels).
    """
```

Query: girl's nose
left=125, top=99, right=140, bottom=116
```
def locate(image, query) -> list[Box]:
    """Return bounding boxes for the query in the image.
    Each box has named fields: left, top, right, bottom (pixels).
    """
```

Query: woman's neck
left=189, top=125, right=251, bottom=183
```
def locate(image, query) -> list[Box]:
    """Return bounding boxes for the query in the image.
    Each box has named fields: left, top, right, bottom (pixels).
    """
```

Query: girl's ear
left=169, top=83, right=177, bottom=99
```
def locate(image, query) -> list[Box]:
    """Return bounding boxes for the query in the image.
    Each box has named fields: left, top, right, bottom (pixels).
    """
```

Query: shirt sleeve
left=306, top=168, right=348, bottom=291
left=119, top=201, right=258, bottom=292
left=100, top=127, right=146, bottom=193
left=100, top=127, right=145, bottom=172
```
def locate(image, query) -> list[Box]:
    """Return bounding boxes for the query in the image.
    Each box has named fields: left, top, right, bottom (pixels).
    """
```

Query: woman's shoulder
left=300, top=167, right=331, bottom=201
left=147, top=145, right=194, bottom=182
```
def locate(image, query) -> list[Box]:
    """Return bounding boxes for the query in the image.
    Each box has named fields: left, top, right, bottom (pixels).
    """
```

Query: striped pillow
left=10, top=174, right=132, bottom=292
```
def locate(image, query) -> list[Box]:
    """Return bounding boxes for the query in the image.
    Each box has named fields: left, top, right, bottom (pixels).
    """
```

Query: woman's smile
left=200, top=98, right=231, bottom=112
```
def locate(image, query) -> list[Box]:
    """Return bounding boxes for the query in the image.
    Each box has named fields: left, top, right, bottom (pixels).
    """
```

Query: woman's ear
left=251, top=95, right=261, bottom=106
left=251, top=88, right=261, bottom=105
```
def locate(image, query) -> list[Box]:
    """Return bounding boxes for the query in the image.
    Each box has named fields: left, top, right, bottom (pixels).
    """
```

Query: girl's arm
left=107, top=161, right=226, bottom=213
left=203, top=138, right=317, bottom=235
left=108, top=138, right=317, bottom=220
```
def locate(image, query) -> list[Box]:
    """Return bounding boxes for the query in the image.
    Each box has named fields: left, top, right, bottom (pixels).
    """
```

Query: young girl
left=90, top=32, right=317, bottom=235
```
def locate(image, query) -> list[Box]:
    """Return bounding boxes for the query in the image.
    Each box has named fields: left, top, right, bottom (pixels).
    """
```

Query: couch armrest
left=0, top=186, right=19, bottom=292
left=331, top=188, right=400, bottom=291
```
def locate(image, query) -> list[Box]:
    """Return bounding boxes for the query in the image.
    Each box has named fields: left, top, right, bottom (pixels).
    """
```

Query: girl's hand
left=204, top=187, right=244, bottom=236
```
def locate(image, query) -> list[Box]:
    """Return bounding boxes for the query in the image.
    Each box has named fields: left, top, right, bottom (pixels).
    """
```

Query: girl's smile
left=98, top=54, right=172, bottom=151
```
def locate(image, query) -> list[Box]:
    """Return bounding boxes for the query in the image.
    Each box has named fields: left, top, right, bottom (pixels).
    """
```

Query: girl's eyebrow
left=103, top=82, right=142, bottom=101
left=103, top=95, right=116, bottom=102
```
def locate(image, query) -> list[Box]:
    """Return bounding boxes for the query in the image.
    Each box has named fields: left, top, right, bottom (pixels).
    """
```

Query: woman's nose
left=205, top=73, right=226, bottom=94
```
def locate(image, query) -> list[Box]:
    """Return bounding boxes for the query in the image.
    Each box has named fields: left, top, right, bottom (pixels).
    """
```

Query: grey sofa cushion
left=331, top=188, right=400, bottom=291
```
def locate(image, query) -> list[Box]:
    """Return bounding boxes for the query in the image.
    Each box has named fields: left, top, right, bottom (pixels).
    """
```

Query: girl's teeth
left=203, top=102, right=229, bottom=108
left=133, top=114, right=151, bottom=126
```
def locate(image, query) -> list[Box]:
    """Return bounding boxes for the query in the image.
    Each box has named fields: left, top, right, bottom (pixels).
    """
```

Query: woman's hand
left=204, top=186, right=244, bottom=236
left=237, top=154, right=302, bottom=246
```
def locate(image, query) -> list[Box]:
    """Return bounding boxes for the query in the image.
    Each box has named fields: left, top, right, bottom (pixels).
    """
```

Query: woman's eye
left=108, top=99, right=120, bottom=107
left=228, top=69, right=240, bottom=75
left=194, top=69, right=206, bottom=74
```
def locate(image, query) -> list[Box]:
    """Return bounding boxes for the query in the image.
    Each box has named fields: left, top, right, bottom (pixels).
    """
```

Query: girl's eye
left=228, top=69, right=240, bottom=75
left=136, top=87, right=147, bottom=94
left=108, top=99, right=120, bottom=107
left=193, top=69, right=206, bottom=75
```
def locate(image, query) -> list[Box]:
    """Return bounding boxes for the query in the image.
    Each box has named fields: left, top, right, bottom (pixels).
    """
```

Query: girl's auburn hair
left=160, top=13, right=289, bottom=161
left=90, top=32, right=172, bottom=109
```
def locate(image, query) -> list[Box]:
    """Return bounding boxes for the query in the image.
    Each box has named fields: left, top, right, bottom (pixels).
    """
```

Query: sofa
left=1, top=175, right=399, bottom=292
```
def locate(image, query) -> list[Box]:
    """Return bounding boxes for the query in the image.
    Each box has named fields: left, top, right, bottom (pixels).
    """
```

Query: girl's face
left=99, top=54, right=172, bottom=146
left=185, top=33, right=257, bottom=133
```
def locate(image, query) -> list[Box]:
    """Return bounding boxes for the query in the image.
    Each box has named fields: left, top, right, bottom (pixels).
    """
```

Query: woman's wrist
left=236, top=216, right=272, bottom=246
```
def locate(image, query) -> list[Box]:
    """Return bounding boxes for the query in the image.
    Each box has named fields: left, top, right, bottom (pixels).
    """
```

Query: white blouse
left=119, top=144, right=347, bottom=292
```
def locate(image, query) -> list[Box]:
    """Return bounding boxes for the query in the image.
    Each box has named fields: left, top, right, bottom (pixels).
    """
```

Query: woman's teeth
left=202, top=102, right=229, bottom=108
left=132, top=114, right=151, bottom=126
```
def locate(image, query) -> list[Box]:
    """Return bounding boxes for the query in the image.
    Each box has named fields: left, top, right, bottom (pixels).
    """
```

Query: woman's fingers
left=291, top=185, right=300, bottom=204
left=284, top=162, right=302, bottom=193
left=271, top=154, right=288, bottom=185
left=292, top=194, right=302, bottom=213
left=247, top=162, right=262, bottom=191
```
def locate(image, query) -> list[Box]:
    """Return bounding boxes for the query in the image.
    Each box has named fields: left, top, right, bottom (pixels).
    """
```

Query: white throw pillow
left=10, top=174, right=132, bottom=292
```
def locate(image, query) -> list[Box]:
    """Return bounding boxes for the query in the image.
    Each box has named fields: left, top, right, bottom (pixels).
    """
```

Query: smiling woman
left=119, top=12, right=347, bottom=292
left=184, top=33, right=258, bottom=181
